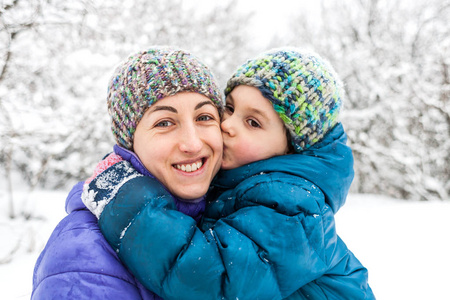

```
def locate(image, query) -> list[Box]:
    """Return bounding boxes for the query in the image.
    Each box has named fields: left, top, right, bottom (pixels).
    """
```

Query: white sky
left=185, top=0, right=321, bottom=46
left=244, top=0, right=321, bottom=43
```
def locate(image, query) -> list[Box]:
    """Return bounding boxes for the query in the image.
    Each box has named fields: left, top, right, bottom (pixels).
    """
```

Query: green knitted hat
left=107, top=47, right=223, bottom=150
left=225, top=48, right=344, bottom=152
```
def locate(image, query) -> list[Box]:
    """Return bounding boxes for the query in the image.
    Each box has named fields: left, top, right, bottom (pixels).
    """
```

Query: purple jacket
left=31, top=146, right=206, bottom=299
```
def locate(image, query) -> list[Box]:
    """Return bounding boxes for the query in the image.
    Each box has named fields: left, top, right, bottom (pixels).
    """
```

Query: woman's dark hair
left=286, top=130, right=296, bottom=154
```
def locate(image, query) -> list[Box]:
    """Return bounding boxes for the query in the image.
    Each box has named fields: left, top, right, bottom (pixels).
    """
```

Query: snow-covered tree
left=285, top=0, right=450, bottom=200
left=0, top=0, right=252, bottom=218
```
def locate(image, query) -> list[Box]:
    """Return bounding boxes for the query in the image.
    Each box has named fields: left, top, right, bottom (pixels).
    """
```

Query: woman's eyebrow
left=148, top=101, right=214, bottom=113
left=195, top=100, right=215, bottom=110
left=150, top=105, right=178, bottom=113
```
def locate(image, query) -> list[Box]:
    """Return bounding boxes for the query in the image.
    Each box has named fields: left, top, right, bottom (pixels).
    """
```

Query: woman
left=31, top=47, right=224, bottom=299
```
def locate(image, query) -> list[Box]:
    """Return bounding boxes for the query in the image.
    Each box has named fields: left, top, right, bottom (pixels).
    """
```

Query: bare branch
left=1, top=0, right=20, bottom=13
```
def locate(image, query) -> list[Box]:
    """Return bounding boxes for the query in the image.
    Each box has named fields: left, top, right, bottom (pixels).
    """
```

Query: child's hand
left=85, top=153, right=124, bottom=185
left=82, top=153, right=142, bottom=219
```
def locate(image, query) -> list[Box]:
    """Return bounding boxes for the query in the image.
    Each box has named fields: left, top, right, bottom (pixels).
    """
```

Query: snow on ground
left=0, top=190, right=449, bottom=299
left=336, top=194, right=450, bottom=300
left=0, top=189, right=67, bottom=300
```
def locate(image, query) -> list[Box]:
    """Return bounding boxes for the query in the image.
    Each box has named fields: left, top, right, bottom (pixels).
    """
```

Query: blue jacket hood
left=65, top=181, right=85, bottom=213
left=212, top=123, right=354, bottom=213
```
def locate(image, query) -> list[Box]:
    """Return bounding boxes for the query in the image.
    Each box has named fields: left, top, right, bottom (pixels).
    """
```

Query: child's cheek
left=234, top=139, right=260, bottom=165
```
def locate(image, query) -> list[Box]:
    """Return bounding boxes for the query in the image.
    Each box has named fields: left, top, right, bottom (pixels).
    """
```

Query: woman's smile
left=174, top=158, right=205, bottom=173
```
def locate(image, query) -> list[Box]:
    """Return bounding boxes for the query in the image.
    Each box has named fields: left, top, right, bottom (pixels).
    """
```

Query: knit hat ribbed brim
left=225, top=48, right=344, bottom=152
left=108, top=47, right=223, bottom=150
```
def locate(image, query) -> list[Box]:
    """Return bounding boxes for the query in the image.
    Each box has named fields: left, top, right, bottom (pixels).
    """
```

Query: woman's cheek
left=209, top=126, right=224, bottom=151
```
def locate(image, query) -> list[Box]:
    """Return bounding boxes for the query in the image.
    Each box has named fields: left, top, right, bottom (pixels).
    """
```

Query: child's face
left=133, top=92, right=223, bottom=200
left=221, top=85, right=289, bottom=170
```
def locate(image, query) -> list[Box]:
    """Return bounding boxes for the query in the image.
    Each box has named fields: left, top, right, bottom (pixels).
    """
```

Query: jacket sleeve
left=95, top=170, right=330, bottom=300
left=31, top=210, right=150, bottom=300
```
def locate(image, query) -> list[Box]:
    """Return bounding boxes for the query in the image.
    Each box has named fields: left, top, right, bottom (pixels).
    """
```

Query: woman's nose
left=178, top=125, right=203, bottom=153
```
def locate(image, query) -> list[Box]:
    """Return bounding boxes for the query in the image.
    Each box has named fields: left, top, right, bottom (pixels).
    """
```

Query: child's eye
left=247, top=119, right=261, bottom=128
left=155, top=120, right=174, bottom=127
left=225, top=104, right=234, bottom=113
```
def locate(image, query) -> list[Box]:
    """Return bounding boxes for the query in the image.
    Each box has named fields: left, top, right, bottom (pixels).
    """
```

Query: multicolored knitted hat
left=107, top=47, right=223, bottom=150
left=225, top=48, right=344, bottom=152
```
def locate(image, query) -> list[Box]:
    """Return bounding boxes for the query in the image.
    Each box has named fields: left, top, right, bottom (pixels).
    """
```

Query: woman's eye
left=247, top=119, right=261, bottom=128
left=155, top=120, right=173, bottom=127
left=198, top=115, right=212, bottom=122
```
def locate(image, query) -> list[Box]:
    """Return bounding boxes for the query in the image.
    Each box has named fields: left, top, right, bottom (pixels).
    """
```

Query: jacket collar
left=212, top=123, right=354, bottom=213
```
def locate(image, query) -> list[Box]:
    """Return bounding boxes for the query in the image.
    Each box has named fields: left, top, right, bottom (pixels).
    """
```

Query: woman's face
left=134, top=92, right=223, bottom=200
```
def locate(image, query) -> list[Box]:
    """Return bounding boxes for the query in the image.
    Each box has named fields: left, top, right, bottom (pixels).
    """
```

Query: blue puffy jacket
left=31, top=147, right=206, bottom=299
left=203, top=123, right=374, bottom=299
left=91, top=123, right=375, bottom=299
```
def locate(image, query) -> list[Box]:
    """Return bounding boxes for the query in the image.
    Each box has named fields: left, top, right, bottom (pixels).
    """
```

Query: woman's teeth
left=175, top=161, right=203, bottom=172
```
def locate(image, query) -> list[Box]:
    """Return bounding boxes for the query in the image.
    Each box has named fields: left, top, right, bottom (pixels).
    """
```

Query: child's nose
left=220, top=116, right=235, bottom=136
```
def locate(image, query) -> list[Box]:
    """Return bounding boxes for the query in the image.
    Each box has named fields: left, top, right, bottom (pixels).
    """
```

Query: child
left=83, top=48, right=375, bottom=299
